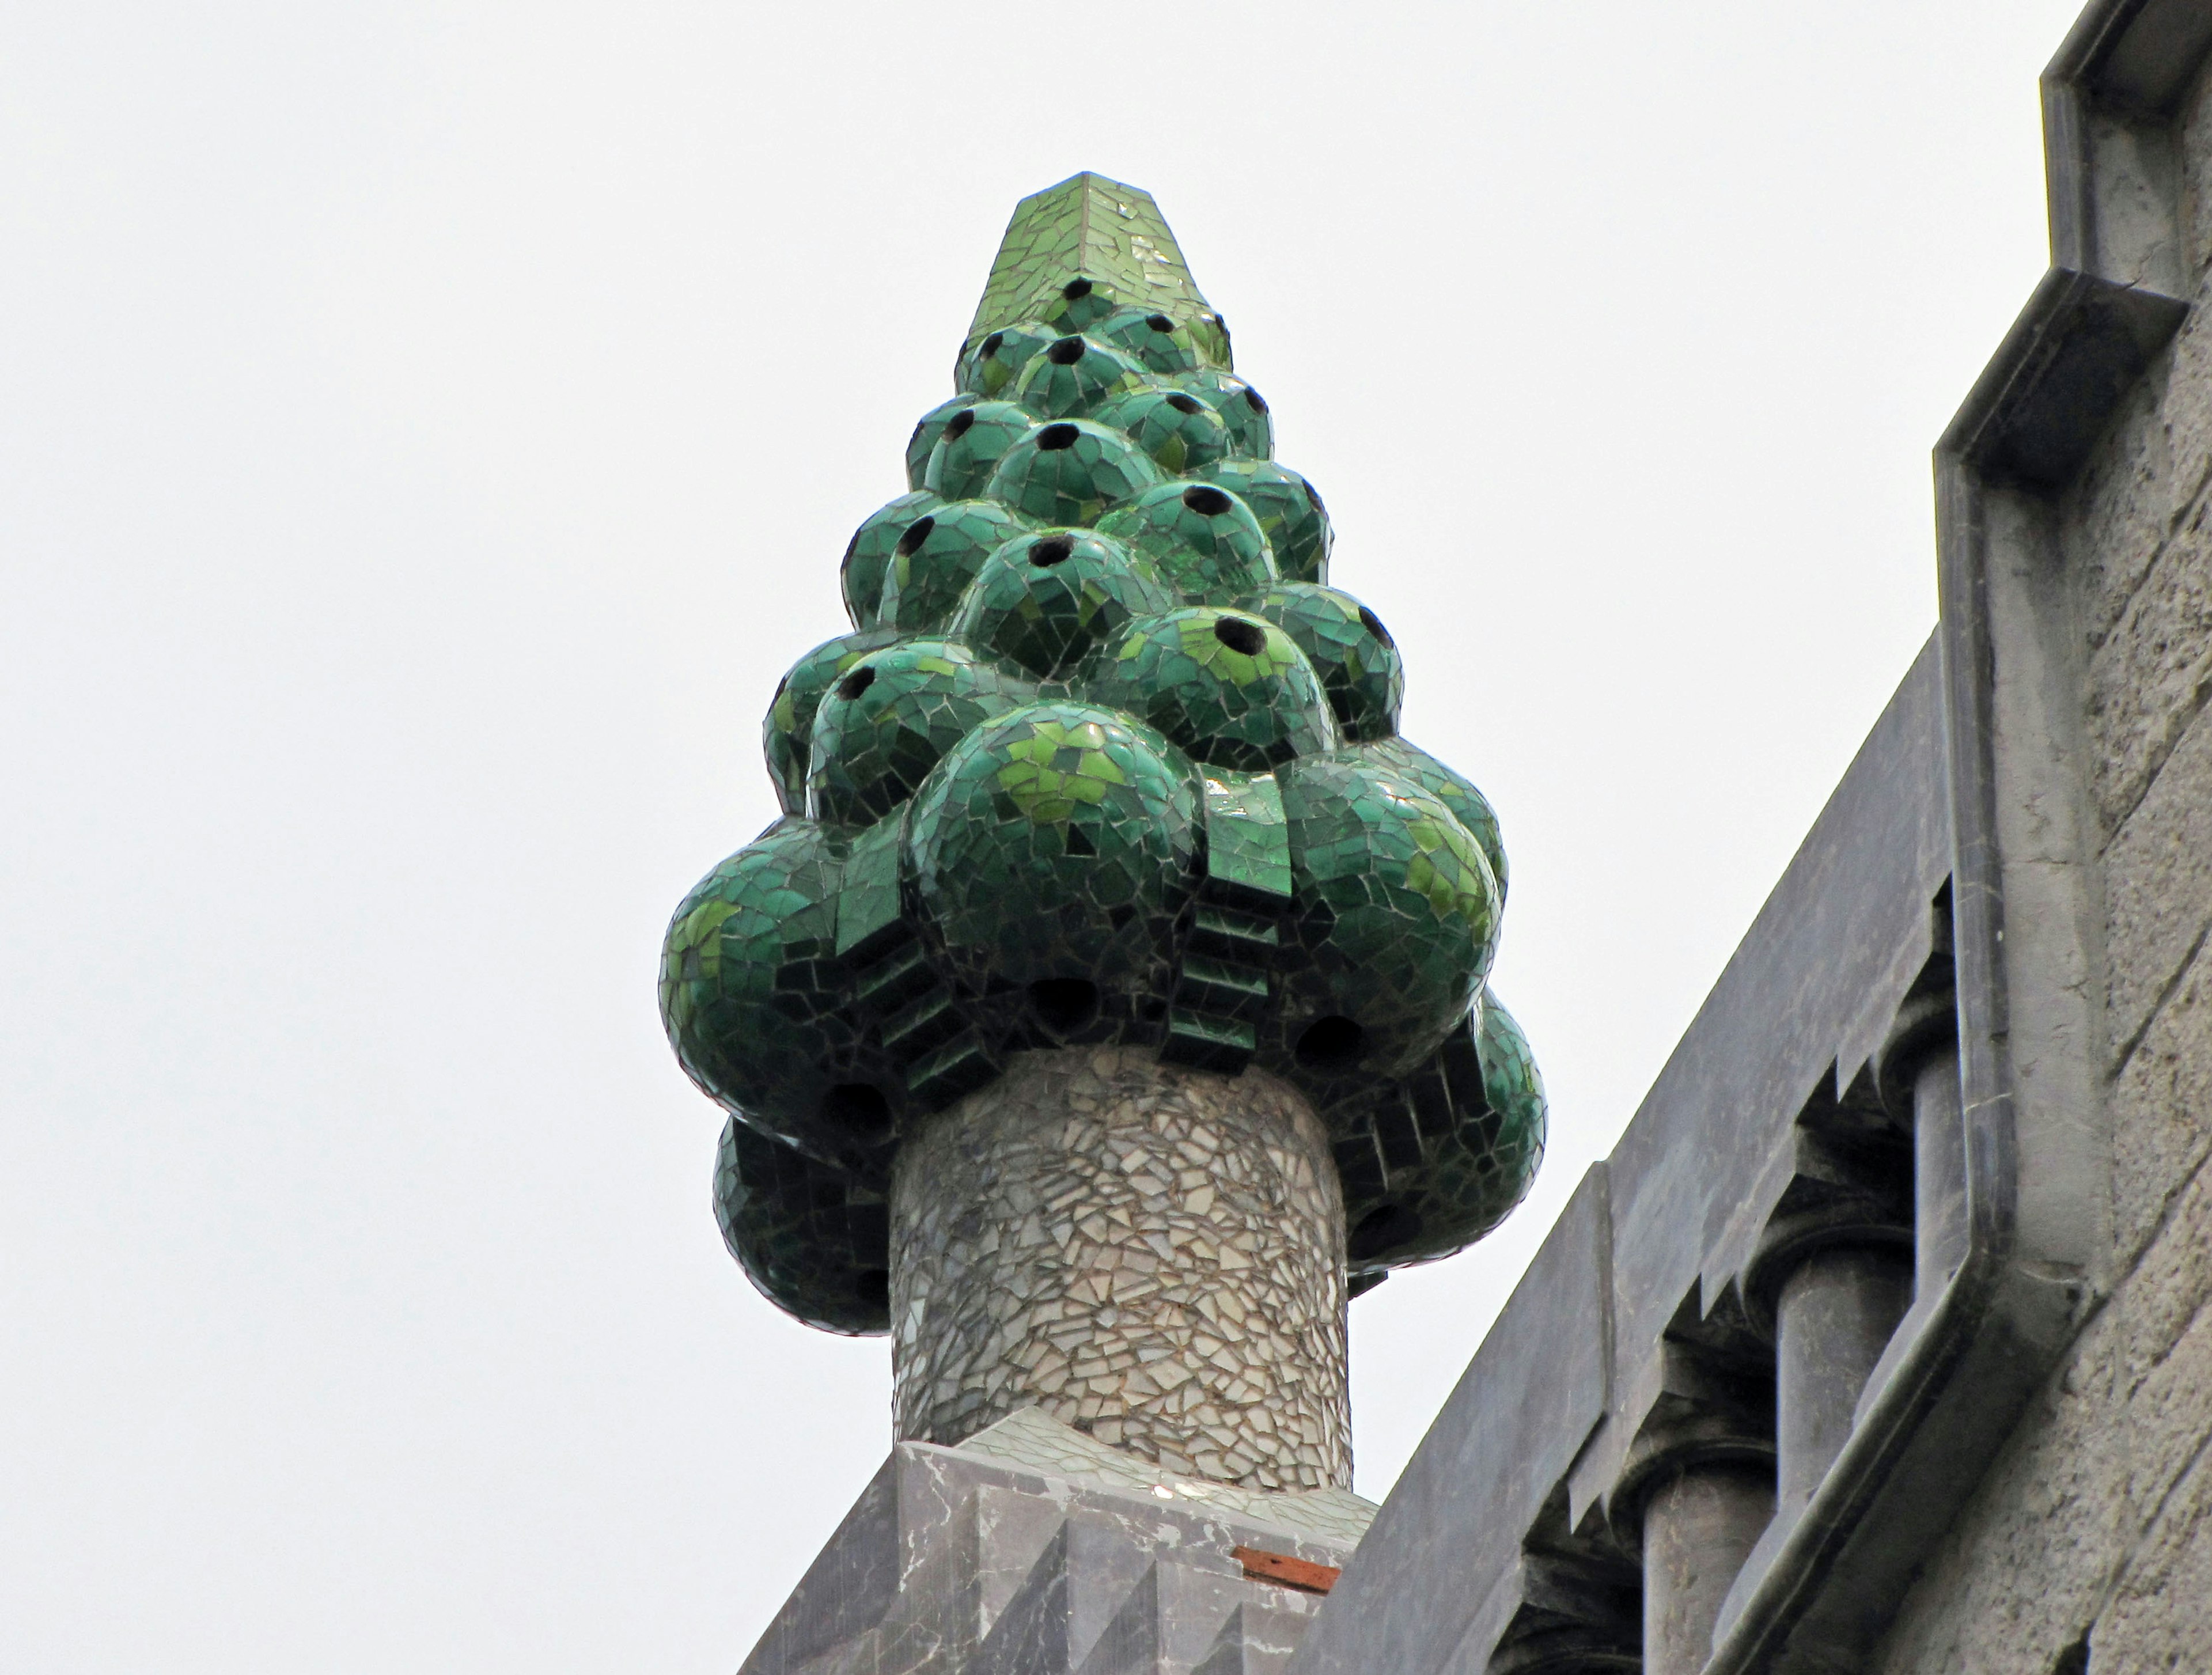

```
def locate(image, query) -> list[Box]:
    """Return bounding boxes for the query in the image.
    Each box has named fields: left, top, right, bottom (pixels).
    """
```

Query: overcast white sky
left=2, top=1, right=2091, bottom=1669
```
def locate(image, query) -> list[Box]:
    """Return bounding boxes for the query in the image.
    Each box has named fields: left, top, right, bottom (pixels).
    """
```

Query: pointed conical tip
left=963, top=173, right=1228, bottom=367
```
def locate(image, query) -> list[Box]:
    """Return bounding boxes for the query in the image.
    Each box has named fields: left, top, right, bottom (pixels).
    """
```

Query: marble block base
left=740, top=1408, right=1374, bottom=1675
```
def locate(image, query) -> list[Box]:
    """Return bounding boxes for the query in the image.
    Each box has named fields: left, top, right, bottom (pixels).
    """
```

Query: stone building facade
left=712, top=1, right=2212, bottom=1669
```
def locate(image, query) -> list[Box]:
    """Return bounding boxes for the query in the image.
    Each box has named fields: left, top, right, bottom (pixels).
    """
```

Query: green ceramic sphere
left=958, top=321, right=1058, bottom=398
left=1356, top=736, right=1508, bottom=903
left=1032, top=275, right=1120, bottom=335
left=1092, top=607, right=1336, bottom=772
left=1095, top=482, right=1275, bottom=601
left=1179, top=369, right=1275, bottom=460
left=1268, top=753, right=1499, bottom=1081
left=661, top=818, right=891, bottom=1160
left=805, top=638, right=1032, bottom=825
left=764, top=628, right=900, bottom=815
left=1091, top=386, right=1232, bottom=476
left=949, top=528, right=1174, bottom=681
left=984, top=419, right=1162, bottom=527
left=923, top=401, right=1037, bottom=502
left=715, top=1114, right=891, bottom=1336
left=906, top=700, right=1200, bottom=1042
left=905, top=394, right=979, bottom=491
left=876, top=499, right=1033, bottom=633
left=1339, top=988, right=1547, bottom=1279
left=1248, top=582, right=1404, bottom=742
left=1094, top=305, right=1205, bottom=376
left=1010, top=334, right=1151, bottom=420
left=1196, top=458, right=1331, bottom=585
left=842, top=490, right=944, bottom=630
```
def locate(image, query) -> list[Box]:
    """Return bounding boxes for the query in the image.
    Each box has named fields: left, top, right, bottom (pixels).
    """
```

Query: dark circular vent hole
left=838, top=665, right=877, bottom=702
left=1062, top=277, right=1093, bottom=300
left=820, top=1081, right=890, bottom=1132
left=1245, top=388, right=1270, bottom=415
left=1296, top=1014, right=1365, bottom=1068
left=980, top=331, right=1005, bottom=357
left=1028, top=977, right=1099, bottom=1033
left=944, top=409, right=977, bottom=441
left=1347, top=1202, right=1422, bottom=1261
left=1213, top=616, right=1266, bottom=655
left=1037, top=422, right=1080, bottom=452
left=1030, top=535, right=1075, bottom=568
left=1047, top=335, right=1086, bottom=365
left=1357, top=605, right=1394, bottom=649
left=1166, top=393, right=1202, bottom=415
left=1145, top=313, right=1174, bottom=332
left=1182, top=486, right=1233, bottom=516
left=854, top=1269, right=890, bottom=1308
left=895, top=516, right=935, bottom=556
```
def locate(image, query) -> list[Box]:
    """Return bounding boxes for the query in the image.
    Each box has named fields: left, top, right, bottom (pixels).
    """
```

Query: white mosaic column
left=889, top=1045, right=1350, bottom=1491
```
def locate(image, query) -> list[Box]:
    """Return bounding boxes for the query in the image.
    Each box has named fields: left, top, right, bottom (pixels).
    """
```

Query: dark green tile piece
left=715, top=1114, right=890, bottom=1336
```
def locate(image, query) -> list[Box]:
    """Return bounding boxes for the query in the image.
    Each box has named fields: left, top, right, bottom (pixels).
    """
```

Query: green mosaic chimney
left=661, top=173, right=1546, bottom=1336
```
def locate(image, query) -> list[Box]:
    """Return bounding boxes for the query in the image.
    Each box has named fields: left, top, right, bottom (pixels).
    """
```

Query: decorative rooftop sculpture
left=660, top=173, right=1546, bottom=1489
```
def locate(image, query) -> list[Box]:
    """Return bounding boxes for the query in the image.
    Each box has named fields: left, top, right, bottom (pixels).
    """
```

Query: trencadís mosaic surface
left=662, top=172, right=1545, bottom=1336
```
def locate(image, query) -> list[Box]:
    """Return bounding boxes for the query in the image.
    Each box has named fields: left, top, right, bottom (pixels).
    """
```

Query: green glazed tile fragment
left=764, top=628, right=900, bottom=816
left=1200, top=770, right=1294, bottom=905
left=906, top=394, right=980, bottom=490
left=1248, top=582, right=1404, bottom=742
left=984, top=418, right=1162, bottom=527
left=1091, top=607, right=1335, bottom=772
left=922, top=401, right=1036, bottom=501
left=878, top=499, right=1033, bottom=632
left=948, top=527, right=1173, bottom=681
left=1196, top=458, right=1331, bottom=585
left=843, top=491, right=944, bottom=630
left=1009, top=334, right=1151, bottom=419
left=806, top=638, right=1033, bottom=825
left=834, top=809, right=909, bottom=959
left=1091, top=385, right=1232, bottom=476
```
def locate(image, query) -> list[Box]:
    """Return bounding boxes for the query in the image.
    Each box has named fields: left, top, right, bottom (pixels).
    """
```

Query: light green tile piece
left=1202, top=771, right=1293, bottom=905
left=965, top=172, right=1229, bottom=366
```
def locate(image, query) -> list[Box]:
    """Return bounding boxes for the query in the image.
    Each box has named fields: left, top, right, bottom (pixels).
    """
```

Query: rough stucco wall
left=1872, top=62, right=2212, bottom=1675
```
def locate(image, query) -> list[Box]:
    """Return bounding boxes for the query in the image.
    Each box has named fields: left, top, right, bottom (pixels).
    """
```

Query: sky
left=1, top=1, right=2092, bottom=1669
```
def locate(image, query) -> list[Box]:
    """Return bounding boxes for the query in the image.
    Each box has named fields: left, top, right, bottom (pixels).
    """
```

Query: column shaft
left=889, top=1046, right=1348, bottom=1491
left=1641, top=1464, right=1774, bottom=1675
